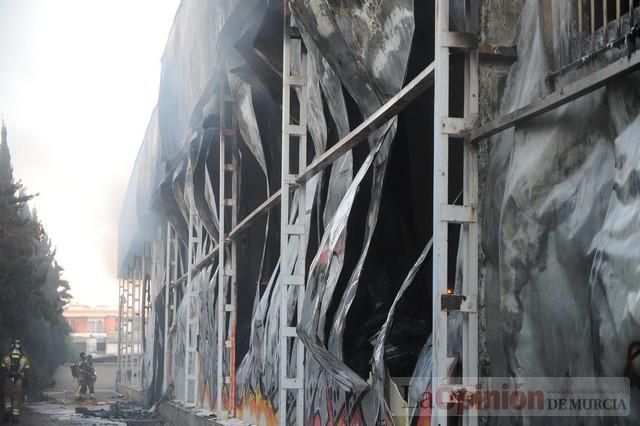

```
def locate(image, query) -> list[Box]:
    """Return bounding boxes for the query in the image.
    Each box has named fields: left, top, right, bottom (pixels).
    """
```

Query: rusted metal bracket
left=441, top=293, right=467, bottom=311
left=478, top=44, right=518, bottom=62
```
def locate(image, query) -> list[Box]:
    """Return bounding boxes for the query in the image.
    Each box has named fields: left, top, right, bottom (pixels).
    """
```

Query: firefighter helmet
left=9, top=339, right=22, bottom=352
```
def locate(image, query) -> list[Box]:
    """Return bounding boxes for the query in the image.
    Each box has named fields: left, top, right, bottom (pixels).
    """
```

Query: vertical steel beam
left=141, top=248, right=148, bottom=389
left=591, top=0, right=596, bottom=51
left=134, top=256, right=143, bottom=388
left=163, top=223, right=173, bottom=393
left=186, top=195, right=200, bottom=405
left=603, top=0, right=609, bottom=43
left=126, top=266, right=133, bottom=387
left=579, top=0, right=584, bottom=57
left=229, top=99, right=239, bottom=418
left=117, top=279, right=123, bottom=387
left=617, top=0, right=621, bottom=35
left=217, top=105, right=226, bottom=414
left=280, top=6, right=308, bottom=425
left=462, top=1, right=479, bottom=425
left=217, top=86, right=239, bottom=418
left=125, top=266, right=133, bottom=387
left=433, top=0, right=480, bottom=424
left=432, top=0, right=451, bottom=423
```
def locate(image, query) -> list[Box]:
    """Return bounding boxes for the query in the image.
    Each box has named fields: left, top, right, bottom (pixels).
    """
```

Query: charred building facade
left=117, top=0, right=640, bottom=425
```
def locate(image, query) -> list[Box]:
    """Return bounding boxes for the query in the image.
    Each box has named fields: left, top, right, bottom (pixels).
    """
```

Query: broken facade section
left=118, top=0, right=640, bottom=425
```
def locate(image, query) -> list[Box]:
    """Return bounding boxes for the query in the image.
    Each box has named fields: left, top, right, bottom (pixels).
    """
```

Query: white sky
left=0, top=0, right=180, bottom=308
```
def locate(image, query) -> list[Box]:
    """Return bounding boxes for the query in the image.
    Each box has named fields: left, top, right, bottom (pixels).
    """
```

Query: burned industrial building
left=116, top=0, right=640, bottom=425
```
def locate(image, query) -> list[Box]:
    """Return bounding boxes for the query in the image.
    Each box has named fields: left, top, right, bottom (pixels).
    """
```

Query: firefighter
left=74, top=352, right=88, bottom=400
left=85, top=355, right=96, bottom=401
left=1, top=339, right=30, bottom=424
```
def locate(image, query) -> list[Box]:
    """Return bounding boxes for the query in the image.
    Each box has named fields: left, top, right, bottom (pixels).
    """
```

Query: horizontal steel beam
left=297, top=61, right=435, bottom=183
left=470, top=47, right=640, bottom=143
left=193, top=244, right=219, bottom=275
left=167, top=62, right=436, bottom=272
left=228, top=189, right=282, bottom=239
left=171, top=191, right=279, bottom=281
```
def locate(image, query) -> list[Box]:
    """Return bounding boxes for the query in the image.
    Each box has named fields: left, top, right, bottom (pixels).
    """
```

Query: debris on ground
left=75, top=401, right=162, bottom=424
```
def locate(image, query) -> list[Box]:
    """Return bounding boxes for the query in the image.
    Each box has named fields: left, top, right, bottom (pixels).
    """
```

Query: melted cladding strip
left=296, top=62, right=435, bottom=183
left=171, top=62, right=436, bottom=281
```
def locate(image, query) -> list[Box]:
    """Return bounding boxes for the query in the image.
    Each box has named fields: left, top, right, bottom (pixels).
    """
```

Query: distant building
left=63, top=304, right=119, bottom=355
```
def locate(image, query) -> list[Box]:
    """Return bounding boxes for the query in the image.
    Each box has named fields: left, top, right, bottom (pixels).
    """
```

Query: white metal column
left=185, top=201, right=201, bottom=405
left=461, top=1, right=480, bottom=425
left=279, top=9, right=308, bottom=426
left=126, top=272, right=133, bottom=387
left=164, top=222, right=178, bottom=393
left=125, top=267, right=135, bottom=387
left=432, top=0, right=479, bottom=425
left=117, top=279, right=124, bottom=386
left=217, top=90, right=238, bottom=418
left=132, top=257, right=143, bottom=389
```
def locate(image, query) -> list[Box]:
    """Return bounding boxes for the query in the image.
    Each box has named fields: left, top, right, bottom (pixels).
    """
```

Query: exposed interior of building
left=116, top=0, right=640, bottom=424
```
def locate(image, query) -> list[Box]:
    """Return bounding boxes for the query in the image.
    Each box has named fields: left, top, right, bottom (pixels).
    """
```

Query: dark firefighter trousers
left=76, top=377, right=95, bottom=397
left=4, top=380, right=23, bottom=417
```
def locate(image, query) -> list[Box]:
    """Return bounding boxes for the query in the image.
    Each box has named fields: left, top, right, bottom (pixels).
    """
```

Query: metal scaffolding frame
left=279, top=14, right=308, bottom=426
left=151, top=4, right=437, bottom=421
left=124, top=3, right=441, bottom=422
left=163, top=223, right=178, bottom=393
left=185, top=198, right=202, bottom=405
left=217, top=88, right=239, bottom=418
left=115, top=1, right=640, bottom=424
left=432, top=0, right=479, bottom=424
left=117, top=258, right=144, bottom=390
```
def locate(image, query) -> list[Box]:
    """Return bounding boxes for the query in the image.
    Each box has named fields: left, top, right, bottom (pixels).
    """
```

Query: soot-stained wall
left=119, top=0, right=473, bottom=424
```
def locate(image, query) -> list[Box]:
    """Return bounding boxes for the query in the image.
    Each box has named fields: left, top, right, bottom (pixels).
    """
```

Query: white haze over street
left=0, top=0, right=180, bottom=307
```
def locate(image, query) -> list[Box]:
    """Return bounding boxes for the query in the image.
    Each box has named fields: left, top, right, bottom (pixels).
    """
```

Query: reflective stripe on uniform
left=21, top=355, right=30, bottom=370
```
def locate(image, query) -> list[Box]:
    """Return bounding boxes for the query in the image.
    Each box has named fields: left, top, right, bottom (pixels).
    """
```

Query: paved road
left=19, top=403, right=125, bottom=425
left=13, top=363, right=125, bottom=425
left=7, top=363, right=164, bottom=425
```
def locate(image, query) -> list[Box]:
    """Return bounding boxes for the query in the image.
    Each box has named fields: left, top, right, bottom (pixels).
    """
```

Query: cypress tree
left=0, top=122, right=71, bottom=397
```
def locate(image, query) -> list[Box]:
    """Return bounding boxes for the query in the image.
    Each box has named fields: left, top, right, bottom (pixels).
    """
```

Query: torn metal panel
left=191, top=129, right=221, bottom=241
left=119, top=1, right=438, bottom=424
left=159, top=178, right=188, bottom=243
left=237, top=260, right=279, bottom=390
left=408, top=335, right=432, bottom=420
left=371, top=237, right=433, bottom=421
left=305, top=44, right=328, bottom=157
left=289, top=9, right=415, bottom=413
left=236, top=262, right=280, bottom=421
left=299, top=132, right=389, bottom=394
left=197, top=265, right=220, bottom=409
left=173, top=284, right=189, bottom=402
left=290, top=0, right=414, bottom=115
left=227, top=52, right=269, bottom=181
left=326, top=123, right=395, bottom=361
left=172, top=160, right=191, bottom=235
left=317, top=54, right=353, bottom=229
